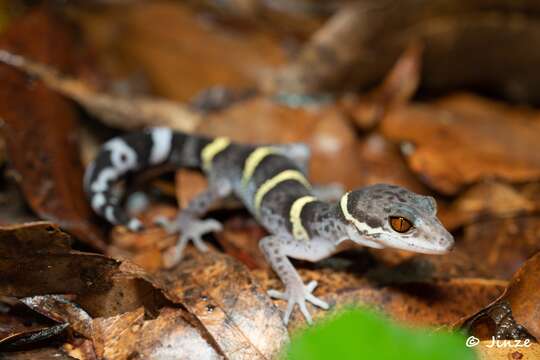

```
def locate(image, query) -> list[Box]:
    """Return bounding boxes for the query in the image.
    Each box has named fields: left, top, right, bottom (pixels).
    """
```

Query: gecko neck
left=304, top=201, right=350, bottom=245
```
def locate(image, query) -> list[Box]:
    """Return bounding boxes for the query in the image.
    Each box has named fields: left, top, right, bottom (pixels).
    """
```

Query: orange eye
left=389, top=216, right=413, bottom=233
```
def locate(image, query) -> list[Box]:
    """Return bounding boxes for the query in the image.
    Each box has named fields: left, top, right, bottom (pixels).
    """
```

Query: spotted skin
left=84, top=128, right=454, bottom=325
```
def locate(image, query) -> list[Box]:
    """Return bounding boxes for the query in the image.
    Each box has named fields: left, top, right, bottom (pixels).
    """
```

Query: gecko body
left=84, top=127, right=454, bottom=324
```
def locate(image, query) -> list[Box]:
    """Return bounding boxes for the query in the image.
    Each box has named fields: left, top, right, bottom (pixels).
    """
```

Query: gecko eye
left=389, top=216, right=413, bottom=233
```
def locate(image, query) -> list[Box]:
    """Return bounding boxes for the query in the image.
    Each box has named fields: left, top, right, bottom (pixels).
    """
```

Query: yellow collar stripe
left=340, top=192, right=361, bottom=229
left=201, top=137, right=230, bottom=172
left=242, top=147, right=279, bottom=188
left=254, top=170, right=311, bottom=216
left=290, top=196, right=317, bottom=241
left=340, top=192, right=381, bottom=234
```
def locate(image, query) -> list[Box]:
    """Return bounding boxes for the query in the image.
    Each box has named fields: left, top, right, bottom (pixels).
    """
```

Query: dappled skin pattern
left=85, top=128, right=453, bottom=324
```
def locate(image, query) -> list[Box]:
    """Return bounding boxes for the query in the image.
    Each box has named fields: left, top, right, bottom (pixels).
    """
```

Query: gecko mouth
left=386, top=239, right=454, bottom=254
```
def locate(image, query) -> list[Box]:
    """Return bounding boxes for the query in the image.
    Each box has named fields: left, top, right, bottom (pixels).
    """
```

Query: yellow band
left=340, top=192, right=381, bottom=234
left=242, top=147, right=278, bottom=188
left=254, top=170, right=311, bottom=216
left=290, top=196, right=317, bottom=241
left=201, top=137, right=230, bottom=172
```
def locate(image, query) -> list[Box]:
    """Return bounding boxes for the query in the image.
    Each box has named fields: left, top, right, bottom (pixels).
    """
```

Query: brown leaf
left=0, top=347, right=76, bottom=359
left=0, top=222, right=165, bottom=318
left=342, top=42, right=423, bottom=130
left=76, top=2, right=286, bottom=101
left=0, top=222, right=71, bottom=256
left=216, top=215, right=269, bottom=270
left=142, top=248, right=289, bottom=359
left=0, top=308, right=64, bottom=349
left=460, top=216, right=540, bottom=279
left=475, top=342, right=540, bottom=360
left=91, top=307, right=220, bottom=360
left=0, top=222, right=119, bottom=297
left=365, top=251, right=492, bottom=285
left=0, top=50, right=202, bottom=132
left=457, top=252, right=540, bottom=341
left=91, top=307, right=145, bottom=359
left=270, top=1, right=540, bottom=104
left=0, top=10, right=106, bottom=250
left=0, top=322, right=68, bottom=349
left=109, top=205, right=178, bottom=272
left=439, top=181, right=536, bottom=231
left=503, top=252, right=540, bottom=339
left=253, top=267, right=506, bottom=332
left=355, top=133, right=430, bottom=194
left=381, top=93, right=540, bottom=194
left=20, top=295, right=93, bottom=339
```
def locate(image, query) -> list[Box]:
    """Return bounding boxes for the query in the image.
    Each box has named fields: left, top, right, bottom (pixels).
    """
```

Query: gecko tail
left=83, top=127, right=214, bottom=230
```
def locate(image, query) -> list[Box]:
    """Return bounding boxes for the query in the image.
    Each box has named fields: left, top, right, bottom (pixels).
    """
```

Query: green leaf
left=286, top=308, right=476, bottom=360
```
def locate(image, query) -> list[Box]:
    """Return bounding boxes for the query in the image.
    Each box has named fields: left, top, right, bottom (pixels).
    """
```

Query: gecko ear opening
left=389, top=216, right=413, bottom=233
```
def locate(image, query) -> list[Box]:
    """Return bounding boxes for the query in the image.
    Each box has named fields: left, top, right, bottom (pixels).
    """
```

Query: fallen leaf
left=91, top=306, right=221, bottom=360
left=0, top=347, right=76, bottom=359
left=457, top=252, right=540, bottom=342
left=475, top=342, right=540, bottom=360
left=0, top=322, right=68, bottom=349
left=500, top=252, right=540, bottom=339
left=0, top=222, right=118, bottom=297
left=20, top=295, right=93, bottom=339
left=142, top=247, right=289, bottom=359
left=0, top=50, right=202, bottom=132
left=253, top=267, right=506, bottom=332
left=461, top=216, right=540, bottom=279
left=216, top=215, right=269, bottom=270
left=439, top=181, right=536, bottom=231
left=0, top=10, right=106, bottom=249
left=270, top=1, right=540, bottom=104
left=355, top=133, right=430, bottom=194
left=341, top=42, right=422, bottom=130
left=76, top=1, right=286, bottom=101
left=381, top=93, right=540, bottom=194
left=0, top=221, right=165, bottom=319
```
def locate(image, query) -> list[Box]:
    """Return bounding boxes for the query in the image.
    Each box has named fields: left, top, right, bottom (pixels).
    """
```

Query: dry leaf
left=20, top=295, right=93, bottom=339
left=144, top=247, right=289, bottom=359
left=76, top=2, right=286, bottom=101
left=0, top=11, right=106, bottom=250
left=461, top=216, right=540, bottom=279
left=381, top=93, right=540, bottom=194
left=439, top=181, right=536, bottom=231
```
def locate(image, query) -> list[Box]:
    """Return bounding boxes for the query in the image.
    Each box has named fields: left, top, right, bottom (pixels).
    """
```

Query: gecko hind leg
left=157, top=178, right=231, bottom=268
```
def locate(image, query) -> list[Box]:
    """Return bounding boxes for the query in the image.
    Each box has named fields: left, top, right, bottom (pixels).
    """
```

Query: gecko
left=84, top=127, right=454, bottom=324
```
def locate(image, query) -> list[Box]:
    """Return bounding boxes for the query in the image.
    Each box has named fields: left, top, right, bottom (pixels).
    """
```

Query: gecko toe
left=305, top=280, right=318, bottom=293
left=267, top=289, right=286, bottom=300
left=306, top=294, right=329, bottom=310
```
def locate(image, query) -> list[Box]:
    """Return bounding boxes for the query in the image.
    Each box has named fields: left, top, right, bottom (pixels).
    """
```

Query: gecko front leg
left=260, top=235, right=330, bottom=325
left=158, top=178, right=232, bottom=267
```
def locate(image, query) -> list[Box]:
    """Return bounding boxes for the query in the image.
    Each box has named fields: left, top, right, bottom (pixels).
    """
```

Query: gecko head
left=340, top=184, right=454, bottom=254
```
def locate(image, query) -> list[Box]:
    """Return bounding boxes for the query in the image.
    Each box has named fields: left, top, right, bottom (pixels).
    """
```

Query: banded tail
left=83, top=127, right=211, bottom=230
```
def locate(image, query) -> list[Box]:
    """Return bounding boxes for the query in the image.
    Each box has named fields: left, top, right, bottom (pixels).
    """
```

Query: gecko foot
left=156, top=215, right=222, bottom=268
left=268, top=280, right=329, bottom=325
